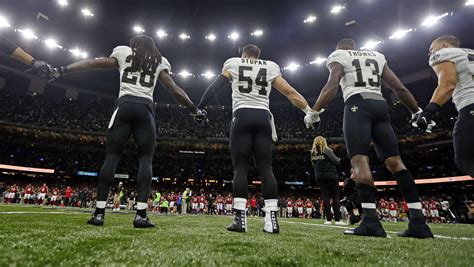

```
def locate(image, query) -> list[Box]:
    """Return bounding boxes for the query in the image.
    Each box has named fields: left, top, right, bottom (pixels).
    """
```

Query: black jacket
left=311, top=148, right=340, bottom=181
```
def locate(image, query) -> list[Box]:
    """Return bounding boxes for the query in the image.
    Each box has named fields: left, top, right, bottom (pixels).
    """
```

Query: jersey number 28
left=238, top=66, right=268, bottom=95
left=121, top=55, right=157, bottom=88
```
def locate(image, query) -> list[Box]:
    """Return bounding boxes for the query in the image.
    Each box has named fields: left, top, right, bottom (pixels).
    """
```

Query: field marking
left=1, top=210, right=473, bottom=241
left=276, top=219, right=474, bottom=241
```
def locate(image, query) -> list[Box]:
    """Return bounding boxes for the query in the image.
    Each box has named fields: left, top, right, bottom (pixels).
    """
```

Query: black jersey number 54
left=121, top=55, right=157, bottom=88
left=238, top=66, right=268, bottom=95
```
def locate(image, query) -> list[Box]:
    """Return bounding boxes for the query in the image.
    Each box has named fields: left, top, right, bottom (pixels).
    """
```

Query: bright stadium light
left=465, top=0, right=474, bottom=6
left=421, top=12, right=448, bottom=27
left=0, top=15, right=11, bottom=29
left=284, top=62, right=301, bottom=72
left=310, top=56, right=327, bottom=65
left=389, top=28, right=413, bottom=40
left=57, top=0, right=68, bottom=6
left=81, top=8, right=94, bottom=17
left=360, top=40, right=381, bottom=50
left=202, top=70, right=216, bottom=79
left=251, top=29, right=263, bottom=37
left=156, top=29, right=167, bottom=38
left=133, top=25, right=145, bottom=33
left=330, top=5, right=345, bottom=14
left=179, top=33, right=190, bottom=40
left=304, top=15, right=317, bottom=23
left=178, top=70, right=193, bottom=78
left=45, top=38, right=63, bottom=49
left=205, top=33, right=216, bottom=41
left=70, top=48, right=88, bottom=59
left=18, top=28, right=38, bottom=40
left=228, top=31, right=239, bottom=40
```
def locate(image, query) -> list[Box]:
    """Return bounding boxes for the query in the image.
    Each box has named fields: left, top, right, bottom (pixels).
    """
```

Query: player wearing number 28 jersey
left=311, top=39, right=432, bottom=238
left=47, top=35, right=206, bottom=228
left=198, top=44, right=318, bottom=234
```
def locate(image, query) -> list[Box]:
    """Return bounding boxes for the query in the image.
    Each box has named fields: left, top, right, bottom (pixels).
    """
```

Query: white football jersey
left=222, top=57, right=281, bottom=112
left=110, top=46, right=171, bottom=101
left=326, top=50, right=387, bottom=102
left=429, top=47, right=474, bottom=111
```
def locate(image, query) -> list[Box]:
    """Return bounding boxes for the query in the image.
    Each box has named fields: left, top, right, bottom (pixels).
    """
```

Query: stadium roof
left=0, top=0, right=473, bottom=106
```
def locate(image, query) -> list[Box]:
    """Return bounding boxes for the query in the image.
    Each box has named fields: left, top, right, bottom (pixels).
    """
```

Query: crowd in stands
left=1, top=179, right=473, bottom=224
left=0, top=90, right=459, bottom=140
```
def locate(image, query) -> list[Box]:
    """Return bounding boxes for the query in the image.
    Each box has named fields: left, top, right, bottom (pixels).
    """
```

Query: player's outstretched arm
left=381, top=64, right=419, bottom=113
left=272, top=75, right=311, bottom=112
left=197, top=71, right=231, bottom=109
left=53, top=57, right=119, bottom=77
left=428, top=62, right=458, bottom=108
left=158, top=70, right=198, bottom=113
left=312, top=62, right=344, bottom=112
left=0, top=37, right=32, bottom=65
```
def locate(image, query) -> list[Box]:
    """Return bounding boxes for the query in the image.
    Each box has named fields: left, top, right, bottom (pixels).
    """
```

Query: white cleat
left=335, top=221, right=348, bottom=226
left=323, top=221, right=332, bottom=225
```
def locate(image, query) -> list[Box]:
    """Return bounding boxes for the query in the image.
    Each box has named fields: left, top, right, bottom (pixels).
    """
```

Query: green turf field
left=1, top=204, right=473, bottom=266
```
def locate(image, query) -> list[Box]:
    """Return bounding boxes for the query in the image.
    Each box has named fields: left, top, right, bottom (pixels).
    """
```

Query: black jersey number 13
left=352, top=58, right=380, bottom=87
left=121, top=55, right=157, bottom=88
left=238, top=66, right=268, bottom=95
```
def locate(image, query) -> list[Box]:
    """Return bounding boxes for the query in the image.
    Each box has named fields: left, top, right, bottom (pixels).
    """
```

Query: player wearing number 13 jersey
left=47, top=35, right=206, bottom=228
left=198, top=44, right=317, bottom=234
left=311, top=39, right=432, bottom=238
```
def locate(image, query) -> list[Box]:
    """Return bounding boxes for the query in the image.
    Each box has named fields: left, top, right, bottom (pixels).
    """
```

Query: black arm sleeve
left=197, top=74, right=230, bottom=109
left=323, top=148, right=340, bottom=165
left=0, top=37, right=19, bottom=56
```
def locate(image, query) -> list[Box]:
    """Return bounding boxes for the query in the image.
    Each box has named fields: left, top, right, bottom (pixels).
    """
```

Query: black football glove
left=191, top=109, right=208, bottom=125
left=410, top=103, right=439, bottom=133
left=48, top=66, right=68, bottom=82
left=25, top=59, right=55, bottom=79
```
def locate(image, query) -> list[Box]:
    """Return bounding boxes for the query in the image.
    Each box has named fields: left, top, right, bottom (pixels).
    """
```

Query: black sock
left=94, top=208, right=105, bottom=216
left=137, top=209, right=147, bottom=218
left=394, top=170, right=425, bottom=222
left=356, top=183, right=378, bottom=220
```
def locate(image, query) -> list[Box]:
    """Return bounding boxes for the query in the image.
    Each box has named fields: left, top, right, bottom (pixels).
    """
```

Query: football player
left=308, top=39, right=432, bottom=238
left=197, top=44, right=318, bottom=234
left=413, top=35, right=474, bottom=177
left=48, top=35, right=206, bottom=228
left=0, top=37, right=55, bottom=78
left=37, top=183, right=48, bottom=205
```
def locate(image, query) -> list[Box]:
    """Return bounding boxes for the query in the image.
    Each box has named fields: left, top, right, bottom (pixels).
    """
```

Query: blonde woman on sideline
left=311, top=136, right=346, bottom=225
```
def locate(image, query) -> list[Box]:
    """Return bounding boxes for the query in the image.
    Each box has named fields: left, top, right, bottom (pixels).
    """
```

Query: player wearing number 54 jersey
left=47, top=35, right=206, bottom=228
left=308, top=39, right=432, bottom=238
left=198, top=44, right=318, bottom=234
left=413, top=35, right=474, bottom=177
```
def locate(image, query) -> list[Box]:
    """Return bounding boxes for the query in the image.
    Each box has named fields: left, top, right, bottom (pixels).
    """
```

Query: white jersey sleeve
left=327, top=50, right=387, bottom=102
left=223, top=57, right=280, bottom=112
left=429, top=47, right=474, bottom=111
left=110, top=46, right=169, bottom=101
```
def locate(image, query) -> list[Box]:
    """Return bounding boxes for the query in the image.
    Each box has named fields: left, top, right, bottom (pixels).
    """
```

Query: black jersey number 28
left=121, top=55, right=157, bottom=88
left=238, top=66, right=268, bottom=95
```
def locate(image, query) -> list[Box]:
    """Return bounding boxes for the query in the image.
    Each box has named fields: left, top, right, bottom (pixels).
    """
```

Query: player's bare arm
left=272, top=75, right=310, bottom=111
left=381, top=64, right=419, bottom=113
left=197, top=70, right=231, bottom=109
left=158, top=70, right=198, bottom=113
left=430, top=61, right=458, bottom=107
left=313, top=62, right=344, bottom=112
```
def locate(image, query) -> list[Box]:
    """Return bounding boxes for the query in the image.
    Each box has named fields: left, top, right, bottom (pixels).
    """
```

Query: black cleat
left=87, top=214, right=104, bottom=226
left=398, top=221, right=434, bottom=239
left=349, top=214, right=361, bottom=225
left=133, top=215, right=155, bottom=228
left=227, top=209, right=247, bottom=233
left=263, top=210, right=280, bottom=234
left=344, top=217, right=386, bottom=237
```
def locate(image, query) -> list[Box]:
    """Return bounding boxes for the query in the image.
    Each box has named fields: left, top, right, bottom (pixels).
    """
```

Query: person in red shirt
left=388, top=198, right=398, bottom=222
left=37, top=183, right=48, bottom=205
left=379, top=198, right=389, bottom=221
left=6, top=184, right=18, bottom=204
left=286, top=198, right=293, bottom=218
left=305, top=199, right=314, bottom=219
left=199, top=194, right=206, bottom=214
left=250, top=196, right=257, bottom=216
left=64, top=186, right=74, bottom=207
left=402, top=200, right=409, bottom=218
left=216, top=194, right=224, bottom=215
left=23, top=184, right=34, bottom=204
left=296, top=198, right=304, bottom=218
left=225, top=194, right=233, bottom=215
left=429, top=199, right=440, bottom=223
left=50, top=188, right=60, bottom=206
left=191, top=195, right=199, bottom=214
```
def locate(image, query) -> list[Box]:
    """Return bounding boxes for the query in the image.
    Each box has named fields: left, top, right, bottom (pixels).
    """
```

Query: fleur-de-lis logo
left=351, top=105, right=358, bottom=112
